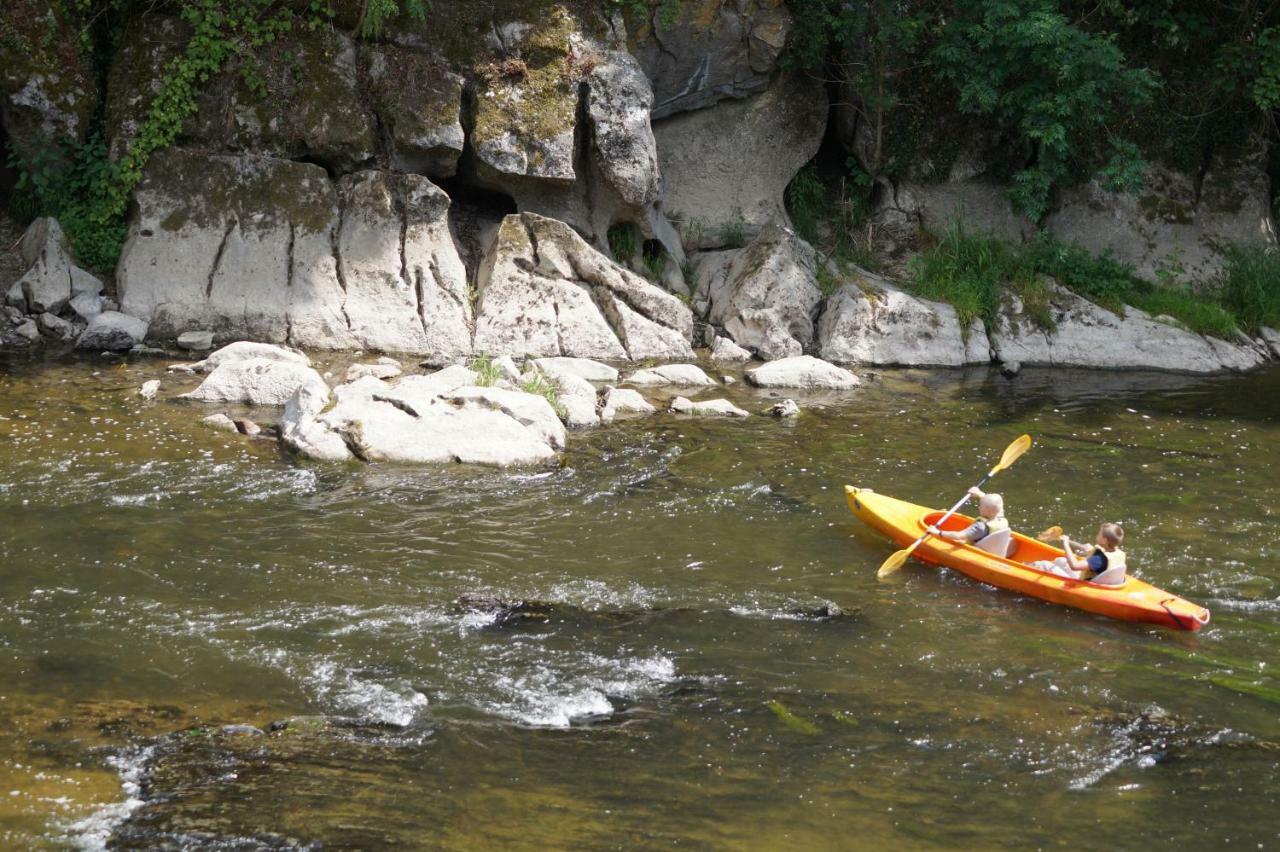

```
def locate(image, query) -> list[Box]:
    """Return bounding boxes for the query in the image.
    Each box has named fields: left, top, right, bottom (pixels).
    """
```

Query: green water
left=1, top=353, right=1277, bottom=849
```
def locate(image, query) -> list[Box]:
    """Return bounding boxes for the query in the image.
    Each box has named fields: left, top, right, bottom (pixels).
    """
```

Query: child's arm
left=1060, top=536, right=1089, bottom=571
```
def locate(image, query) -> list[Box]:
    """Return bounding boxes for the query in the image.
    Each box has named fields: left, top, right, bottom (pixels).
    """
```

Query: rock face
left=705, top=226, right=822, bottom=360
left=884, top=179, right=1036, bottom=244
left=182, top=358, right=329, bottom=407
left=117, top=150, right=470, bottom=357
left=818, top=271, right=991, bottom=366
left=281, top=371, right=560, bottom=466
left=989, top=283, right=1268, bottom=373
left=473, top=213, right=694, bottom=360
left=655, top=71, right=827, bottom=247
left=1043, top=142, right=1277, bottom=283
left=366, top=44, right=464, bottom=177
left=745, top=356, right=860, bottom=390
left=629, top=0, right=791, bottom=119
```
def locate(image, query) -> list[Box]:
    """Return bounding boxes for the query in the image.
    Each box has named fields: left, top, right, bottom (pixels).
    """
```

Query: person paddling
left=925, top=487, right=1008, bottom=546
left=1032, top=523, right=1127, bottom=584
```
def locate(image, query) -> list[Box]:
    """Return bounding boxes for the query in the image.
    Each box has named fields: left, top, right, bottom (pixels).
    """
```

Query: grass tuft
left=520, top=372, right=566, bottom=418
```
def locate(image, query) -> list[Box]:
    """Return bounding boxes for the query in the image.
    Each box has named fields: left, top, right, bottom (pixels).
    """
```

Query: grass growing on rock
left=1219, top=245, right=1280, bottom=333
left=469, top=356, right=501, bottom=387
left=520, top=372, right=566, bottom=418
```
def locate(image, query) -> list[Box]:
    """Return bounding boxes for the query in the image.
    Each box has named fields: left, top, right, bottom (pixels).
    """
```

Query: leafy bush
left=910, top=225, right=1036, bottom=328
left=1218, top=245, right=1280, bottom=332
left=1023, top=236, right=1138, bottom=313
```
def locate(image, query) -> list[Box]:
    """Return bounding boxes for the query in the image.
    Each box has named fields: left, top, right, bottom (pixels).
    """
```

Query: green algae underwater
left=0, top=351, right=1277, bottom=848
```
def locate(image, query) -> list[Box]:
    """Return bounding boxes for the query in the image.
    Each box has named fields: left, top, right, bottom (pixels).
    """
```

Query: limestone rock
left=655, top=71, right=826, bottom=248
left=669, top=396, right=749, bottom=417
left=196, top=342, right=310, bottom=372
left=883, top=179, right=1035, bottom=244
left=600, top=386, right=656, bottom=423
left=138, top=379, right=161, bottom=401
left=13, top=218, right=100, bottom=315
left=283, top=374, right=558, bottom=466
left=989, top=283, right=1267, bottom=373
left=817, top=272, right=991, bottom=366
left=526, top=364, right=600, bottom=428
left=706, top=226, right=821, bottom=360
left=1259, top=327, right=1280, bottom=359
left=75, top=311, right=148, bottom=351
left=13, top=318, right=39, bottom=343
left=710, top=335, right=753, bottom=362
left=623, top=363, right=715, bottom=386
left=280, top=382, right=350, bottom=461
left=474, top=213, right=693, bottom=361
left=585, top=52, right=661, bottom=211
left=366, top=44, right=464, bottom=177
left=447, top=387, right=567, bottom=450
left=745, top=356, right=860, bottom=390
left=769, top=399, right=800, bottom=418
left=530, top=357, right=619, bottom=382
left=200, top=413, right=240, bottom=433
left=177, top=330, right=214, bottom=351
left=181, top=358, right=329, bottom=407
left=630, top=0, right=791, bottom=118
left=346, top=362, right=403, bottom=382
left=37, top=312, right=77, bottom=341
left=69, top=292, right=103, bottom=322
left=1044, top=142, right=1276, bottom=283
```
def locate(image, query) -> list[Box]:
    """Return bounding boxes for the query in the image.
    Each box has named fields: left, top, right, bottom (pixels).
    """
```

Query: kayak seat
left=1089, top=566, right=1127, bottom=586
left=973, top=529, right=1013, bottom=558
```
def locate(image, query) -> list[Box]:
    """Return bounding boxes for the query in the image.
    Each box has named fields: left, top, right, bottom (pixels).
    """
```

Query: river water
left=0, top=351, right=1276, bottom=849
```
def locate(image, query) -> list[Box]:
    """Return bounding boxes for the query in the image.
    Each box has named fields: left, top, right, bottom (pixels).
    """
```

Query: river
left=1, top=351, right=1277, bottom=848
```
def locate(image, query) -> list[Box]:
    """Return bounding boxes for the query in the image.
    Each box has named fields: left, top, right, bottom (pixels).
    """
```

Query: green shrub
left=910, top=224, right=1036, bottom=328
left=1024, top=236, right=1139, bottom=313
left=785, top=164, right=828, bottom=245
left=520, top=373, right=566, bottom=418
left=1129, top=288, right=1240, bottom=338
left=469, top=356, right=501, bottom=387
left=718, top=215, right=748, bottom=249
left=607, top=222, right=638, bottom=261
left=1219, top=244, right=1280, bottom=333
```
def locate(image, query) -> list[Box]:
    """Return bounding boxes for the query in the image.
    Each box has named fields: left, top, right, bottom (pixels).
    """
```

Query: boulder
left=366, top=44, right=464, bottom=177
left=138, top=379, right=161, bottom=401
left=989, top=283, right=1268, bottom=373
left=705, top=226, right=822, bottom=360
left=1259, top=327, right=1280, bottom=359
left=13, top=218, right=101, bottom=315
left=447, top=387, right=567, bottom=450
left=655, top=71, right=826, bottom=248
left=669, top=396, right=749, bottom=417
left=282, top=374, right=558, bottom=466
left=181, top=358, right=329, bottom=406
left=629, top=0, right=791, bottom=119
left=176, top=330, right=214, bottom=351
left=1043, top=139, right=1276, bottom=283
left=200, top=412, right=240, bottom=433
left=13, top=318, right=39, bottom=343
left=37, top=312, right=77, bottom=341
left=280, top=382, right=350, bottom=461
left=529, top=356, right=619, bottom=383
left=525, top=365, right=600, bottom=429
left=474, top=213, right=693, bottom=361
left=195, top=341, right=310, bottom=373
left=69, top=292, right=104, bottom=322
left=817, top=272, right=991, bottom=366
left=585, top=51, right=662, bottom=212
left=75, top=311, right=148, bottom=351
left=491, top=355, right=523, bottom=384
left=709, top=334, right=753, bottom=362
left=623, top=363, right=715, bottom=386
left=769, top=399, right=800, bottom=418
left=745, top=356, right=860, bottom=390
left=600, top=386, right=656, bottom=423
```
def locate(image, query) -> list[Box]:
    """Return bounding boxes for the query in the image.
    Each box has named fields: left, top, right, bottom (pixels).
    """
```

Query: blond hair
left=980, top=493, right=1004, bottom=516
left=1099, top=523, right=1124, bottom=549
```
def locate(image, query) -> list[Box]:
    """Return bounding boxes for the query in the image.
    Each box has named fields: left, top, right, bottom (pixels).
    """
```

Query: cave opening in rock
left=438, top=177, right=518, bottom=283
left=0, top=124, right=18, bottom=215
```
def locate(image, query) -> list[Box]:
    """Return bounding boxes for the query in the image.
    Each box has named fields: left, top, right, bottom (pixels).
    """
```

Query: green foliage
left=641, top=246, right=666, bottom=282
left=766, top=700, right=819, bottom=735
left=607, top=222, right=638, bottom=261
left=785, top=164, right=826, bottom=245
left=1218, top=245, right=1280, bottom=333
left=356, top=0, right=429, bottom=39
left=521, top=373, right=566, bottom=418
left=718, top=216, right=748, bottom=249
left=911, top=225, right=1038, bottom=329
left=469, top=356, right=501, bottom=387
left=932, top=0, right=1156, bottom=220
left=785, top=161, right=876, bottom=272
left=1023, top=236, right=1138, bottom=313
left=1129, top=287, right=1239, bottom=338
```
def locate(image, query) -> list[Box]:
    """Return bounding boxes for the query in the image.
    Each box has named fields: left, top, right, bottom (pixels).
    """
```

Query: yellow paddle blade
left=877, top=547, right=911, bottom=579
left=991, top=434, right=1032, bottom=476
left=1036, top=525, right=1063, bottom=542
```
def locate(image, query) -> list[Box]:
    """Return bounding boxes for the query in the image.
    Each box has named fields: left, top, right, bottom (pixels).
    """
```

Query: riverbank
left=2, top=351, right=1278, bottom=847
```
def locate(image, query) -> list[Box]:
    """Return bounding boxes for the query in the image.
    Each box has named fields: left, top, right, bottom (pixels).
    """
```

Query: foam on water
left=62, top=745, right=154, bottom=851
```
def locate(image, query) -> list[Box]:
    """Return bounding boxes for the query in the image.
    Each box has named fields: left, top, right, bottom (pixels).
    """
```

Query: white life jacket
left=1087, top=545, right=1126, bottom=574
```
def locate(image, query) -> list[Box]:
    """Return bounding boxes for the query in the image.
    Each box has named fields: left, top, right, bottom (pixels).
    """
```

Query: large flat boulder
left=628, top=0, right=791, bottom=119
left=989, top=283, right=1267, bottom=373
left=181, top=358, right=329, bottom=407
left=74, top=311, right=147, bottom=351
left=817, top=272, right=991, bottom=367
left=745, top=355, right=860, bottom=390
left=705, top=226, right=821, bottom=360
left=654, top=70, right=826, bottom=248
left=473, top=213, right=693, bottom=361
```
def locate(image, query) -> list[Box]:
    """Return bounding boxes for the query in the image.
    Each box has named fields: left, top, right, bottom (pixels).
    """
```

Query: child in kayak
left=1033, top=523, right=1127, bottom=584
left=926, top=488, right=1009, bottom=546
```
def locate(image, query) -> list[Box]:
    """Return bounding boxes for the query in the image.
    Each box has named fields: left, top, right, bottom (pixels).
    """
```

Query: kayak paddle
left=876, top=434, right=1033, bottom=579
left=1036, top=525, right=1063, bottom=542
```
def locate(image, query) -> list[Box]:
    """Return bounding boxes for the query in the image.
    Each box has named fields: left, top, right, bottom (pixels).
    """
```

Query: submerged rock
left=623, top=364, right=715, bottom=386
left=200, top=412, right=239, bottom=433
left=600, top=387, right=656, bottom=423
left=768, top=399, right=800, bottom=418
left=138, top=379, right=160, bottom=401
left=346, top=361, right=403, bottom=382
left=669, top=396, right=749, bottom=417
left=745, top=356, right=860, bottom=390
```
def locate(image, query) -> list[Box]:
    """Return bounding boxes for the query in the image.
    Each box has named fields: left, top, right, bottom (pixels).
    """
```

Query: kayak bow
left=846, top=486, right=1210, bottom=631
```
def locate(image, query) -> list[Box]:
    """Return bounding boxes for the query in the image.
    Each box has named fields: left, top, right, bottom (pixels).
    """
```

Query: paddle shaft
left=904, top=470, right=995, bottom=554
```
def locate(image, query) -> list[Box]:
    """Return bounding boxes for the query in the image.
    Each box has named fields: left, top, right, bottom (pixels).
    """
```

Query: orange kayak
left=845, top=486, right=1210, bottom=631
